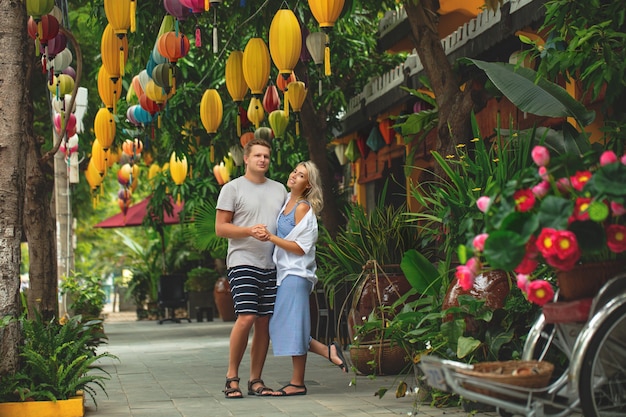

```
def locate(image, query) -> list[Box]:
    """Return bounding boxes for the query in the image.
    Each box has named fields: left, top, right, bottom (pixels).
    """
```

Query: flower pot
left=349, top=340, right=410, bottom=375
left=213, top=277, right=236, bottom=322
left=0, top=392, right=84, bottom=417
left=556, top=260, right=626, bottom=301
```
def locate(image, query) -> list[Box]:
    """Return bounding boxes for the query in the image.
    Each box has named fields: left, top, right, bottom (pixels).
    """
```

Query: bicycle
left=419, top=273, right=626, bottom=417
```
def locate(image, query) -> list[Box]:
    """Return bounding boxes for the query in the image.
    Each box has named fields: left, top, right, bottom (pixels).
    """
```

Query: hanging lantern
left=268, top=110, right=289, bottom=140
left=225, top=50, right=248, bottom=136
left=200, top=89, right=223, bottom=134
left=240, top=131, right=255, bottom=147
left=49, top=48, right=72, bottom=74
left=306, top=32, right=326, bottom=95
left=91, top=139, right=108, bottom=176
left=133, top=104, right=154, bottom=125
left=242, top=38, right=271, bottom=97
left=219, top=161, right=231, bottom=183
left=148, top=163, right=161, bottom=182
left=157, top=31, right=190, bottom=64
left=179, top=0, right=207, bottom=13
left=269, top=7, right=302, bottom=118
left=378, top=118, right=395, bottom=145
left=164, top=0, right=191, bottom=21
left=307, top=0, right=345, bottom=76
left=97, top=65, right=121, bottom=112
left=229, top=145, right=244, bottom=166
left=139, top=94, right=161, bottom=116
left=101, top=23, right=129, bottom=82
left=103, top=0, right=134, bottom=76
left=26, top=0, right=55, bottom=19
left=263, top=83, right=280, bottom=113
left=130, top=75, right=144, bottom=100
left=213, top=164, right=225, bottom=185
left=86, top=160, right=104, bottom=191
left=27, top=14, right=59, bottom=59
left=48, top=73, right=74, bottom=98
left=53, top=113, right=76, bottom=137
left=287, top=81, right=307, bottom=136
left=94, top=107, right=116, bottom=150
left=46, top=32, right=67, bottom=61
left=334, top=143, right=348, bottom=165
left=145, top=80, right=168, bottom=106
left=52, top=94, right=75, bottom=115
left=117, top=163, right=133, bottom=187
left=169, top=151, right=188, bottom=185
left=247, top=97, right=265, bottom=129
left=152, top=62, right=178, bottom=95
left=122, top=138, right=144, bottom=157
left=276, top=72, right=296, bottom=92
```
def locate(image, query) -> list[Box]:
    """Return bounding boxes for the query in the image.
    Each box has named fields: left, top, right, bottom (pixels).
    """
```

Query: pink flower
left=466, top=257, right=481, bottom=275
left=531, top=145, right=550, bottom=166
left=621, top=153, right=626, bottom=165
left=516, top=274, right=529, bottom=292
left=600, top=150, right=618, bottom=166
left=476, top=196, right=490, bottom=213
left=526, top=280, right=554, bottom=306
left=455, top=265, right=476, bottom=291
left=610, top=201, right=626, bottom=216
left=472, top=233, right=489, bottom=252
left=538, top=166, right=549, bottom=180
left=532, top=180, right=550, bottom=198
left=556, top=177, right=571, bottom=193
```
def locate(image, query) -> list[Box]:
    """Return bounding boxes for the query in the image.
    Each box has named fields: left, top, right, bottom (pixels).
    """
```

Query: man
left=216, top=137, right=287, bottom=399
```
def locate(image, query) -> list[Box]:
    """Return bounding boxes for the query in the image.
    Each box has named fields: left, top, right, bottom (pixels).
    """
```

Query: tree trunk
left=403, top=1, right=477, bottom=157
left=0, top=0, right=28, bottom=376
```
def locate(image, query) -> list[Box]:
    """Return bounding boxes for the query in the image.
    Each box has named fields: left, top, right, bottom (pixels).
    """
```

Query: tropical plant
left=185, top=266, right=220, bottom=293
left=183, top=200, right=228, bottom=260
left=0, top=314, right=116, bottom=406
left=60, top=271, right=106, bottom=319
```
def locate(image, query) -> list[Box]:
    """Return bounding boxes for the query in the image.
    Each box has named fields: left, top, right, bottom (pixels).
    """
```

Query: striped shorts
left=227, top=265, right=277, bottom=316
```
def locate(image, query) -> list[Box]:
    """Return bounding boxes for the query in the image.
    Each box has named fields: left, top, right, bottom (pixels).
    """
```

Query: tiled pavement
left=86, top=313, right=500, bottom=417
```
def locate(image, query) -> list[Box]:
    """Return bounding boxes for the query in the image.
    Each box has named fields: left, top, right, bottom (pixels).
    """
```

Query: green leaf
left=538, top=195, right=573, bottom=229
left=483, top=231, right=527, bottom=271
left=464, top=59, right=596, bottom=126
left=400, top=249, right=440, bottom=296
left=457, top=336, right=482, bottom=359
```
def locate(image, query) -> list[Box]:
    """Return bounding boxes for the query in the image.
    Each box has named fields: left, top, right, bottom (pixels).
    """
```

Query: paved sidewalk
left=86, top=315, right=498, bottom=417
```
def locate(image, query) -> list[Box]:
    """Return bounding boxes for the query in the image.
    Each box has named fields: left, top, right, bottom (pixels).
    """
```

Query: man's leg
left=225, top=313, right=255, bottom=397
left=249, top=314, right=270, bottom=382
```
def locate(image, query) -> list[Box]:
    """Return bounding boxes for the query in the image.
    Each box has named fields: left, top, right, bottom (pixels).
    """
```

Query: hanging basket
left=556, top=260, right=626, bottom=301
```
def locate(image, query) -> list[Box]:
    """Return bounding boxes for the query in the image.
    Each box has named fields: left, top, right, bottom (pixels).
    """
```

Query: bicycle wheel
left=578, top=302, right=626, bottom=417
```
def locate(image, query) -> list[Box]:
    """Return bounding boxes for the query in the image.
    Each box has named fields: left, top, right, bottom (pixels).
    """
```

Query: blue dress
left=270, top=202, right=313, bottom=356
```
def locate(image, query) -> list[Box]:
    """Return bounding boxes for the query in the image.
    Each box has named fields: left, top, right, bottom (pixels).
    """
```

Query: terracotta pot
left=349, top=340, right=410, bottom=375
left=213, top=277, right=236, bottom=322
left=556, top=260, right=626, bottom=301
left=347, top=264, right=416, bottom=342
left=442, top=269, right=510, bottom=332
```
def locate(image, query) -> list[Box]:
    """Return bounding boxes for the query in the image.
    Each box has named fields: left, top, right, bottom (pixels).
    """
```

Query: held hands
left=250, top=224, right=271, bottom=241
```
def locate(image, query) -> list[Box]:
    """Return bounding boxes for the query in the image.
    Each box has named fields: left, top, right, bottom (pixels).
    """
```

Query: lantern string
left=210, top=144, right=215, bottom=163
left=195, top=24, right=201, bottom=47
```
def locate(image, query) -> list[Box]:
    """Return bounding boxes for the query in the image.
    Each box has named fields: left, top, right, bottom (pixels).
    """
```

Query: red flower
left=526, top=280, right=554, bottom=306
left=570, top=197, right=592, bottom=222
left=537, top=229, right=581, bottom=270
left=525, top=235, right=539, bottom=259
left=513, top=189, right=535, bottom=212
left=607, top=224, right=626, bottom=253
left=455, top=265, right=476, bottom=291
left=536, top=228, right=559, bottom=257
left=570, top=171, right=592, bottom=191
left=514, top=256, right=539, bottom=274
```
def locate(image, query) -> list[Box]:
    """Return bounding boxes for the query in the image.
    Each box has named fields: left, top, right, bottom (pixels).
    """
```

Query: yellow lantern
left=101, top=24, right=129, bottom=81
left=145, top=79, right=168, bottom=105
left=307, top=0, right=345, bottom=75
left=48, top=73, right=74, bottom=98
left=225, top=50, right=248, bottom=136
left=268, top=110, right=289, bottom=139
left=247, top=97, right=265, bottom=129
left=269, top=8, right=302, bottom=118
left=97, top=65, right=121, bottom=112
left=91, top=139, right=107, bottom=176
left=94, top=107, right=116, bottom=151
left=86, top=160, right=104, bottom=192
left=104, top=0, right=131, bottom=34
left=200, top=89, right=223, bottom=134
left=169, top=151, right=188, bottom=185
left=242, top=38, right=271, bottom=97
left=288, top=81, right=307, bottom=135
left=148, top=163, right=161, bottom=181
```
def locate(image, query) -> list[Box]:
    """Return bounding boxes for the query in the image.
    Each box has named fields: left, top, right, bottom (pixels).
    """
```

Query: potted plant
left=60, top=272, right=106, bottom=320
left=0, top=314, right=116, bottom=416
left=185, top=266, right=220, bottom=321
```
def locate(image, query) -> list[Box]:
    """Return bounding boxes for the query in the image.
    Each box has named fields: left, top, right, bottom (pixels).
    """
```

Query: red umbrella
left=94, top=195, right=184, bottom=228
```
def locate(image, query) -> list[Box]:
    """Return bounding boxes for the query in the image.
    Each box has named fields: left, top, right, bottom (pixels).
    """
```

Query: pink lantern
left=179, top=0, right=206, bottom=13
left=54, top=113, right=77, bottom=137
left=163, top=0, right=191, bottom=20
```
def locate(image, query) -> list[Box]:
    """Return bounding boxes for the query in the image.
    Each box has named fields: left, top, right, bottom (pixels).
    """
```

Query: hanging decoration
left=378, top=118, right=395, bottom=145
left=225, top=50, right=249, bottom=136
left=27, top=14, right=59, bottom=68
left=200, top=89, right=223, bottom=134
left=169, top=151, right=188, bottom=185
left=263, top=83, right=280, bottom=113
left=179, top=0, right=208, bottom=46
left=103, top=0, right=134, bottom=76
left=242, top=37, right=271, bottom=97
left=247, top=97, right=265, bottom=129
left=157, top=30, right=190, bottom=65
left=307, top=0, right=345, bottom=75
left=269, top=7, right=302, bottom=118
left=97, top=65, right=122, bottom=113
left=152, top=62, right=178, bottom=95
left=306, top=32, right=325, bottom=95
left=268, top=110, right=289, bottom=140
left=239, top=131, right=255, bottom=147
left=366, top=124, right=385, bottom=152
left=287, top=81, right=307, bottom=136
left=101, top=23, right=129, bottom=83
left=334, top=143, right=348, bottom=165
left=94, top=107, right=116, bottom=151
left=210, top=0, right=222, bottom=53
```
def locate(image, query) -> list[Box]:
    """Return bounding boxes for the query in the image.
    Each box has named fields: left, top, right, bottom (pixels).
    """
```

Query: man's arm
left=215, top=209, right=268, bottom=240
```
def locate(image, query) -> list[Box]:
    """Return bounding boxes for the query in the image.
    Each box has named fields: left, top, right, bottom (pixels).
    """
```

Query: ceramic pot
left=213, top=277, right=236, bottom=321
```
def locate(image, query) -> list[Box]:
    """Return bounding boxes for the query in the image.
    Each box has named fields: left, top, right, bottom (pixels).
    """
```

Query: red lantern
left=378, top=118, right=395, bottom=145
left=179, top=0, right=207, bottom=13
left=27, top=14, right=59, bottom=58
left=263, top=84, right=281, bottom=113
left=240, top=131, right=255, bottom=148
left=139, top=94, right=160, bottom=115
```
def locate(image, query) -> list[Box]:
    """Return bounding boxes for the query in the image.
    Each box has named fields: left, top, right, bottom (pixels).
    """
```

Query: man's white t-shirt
left=216, top=176, right=287, bottom=270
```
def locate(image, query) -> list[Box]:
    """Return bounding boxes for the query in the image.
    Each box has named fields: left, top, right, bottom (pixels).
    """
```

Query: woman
left=264, top=161, right=348, bottom=396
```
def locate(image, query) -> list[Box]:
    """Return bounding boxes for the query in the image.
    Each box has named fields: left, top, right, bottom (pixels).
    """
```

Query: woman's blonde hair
left=299, top=161, right=323, bottom=215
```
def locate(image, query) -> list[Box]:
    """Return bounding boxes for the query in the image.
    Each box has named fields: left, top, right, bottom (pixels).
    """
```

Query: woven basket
left=557, top=261, right=626, bottom=300
left=349, top=341, right=409, bottom=376
left=457, top=360, right=554, bottom=400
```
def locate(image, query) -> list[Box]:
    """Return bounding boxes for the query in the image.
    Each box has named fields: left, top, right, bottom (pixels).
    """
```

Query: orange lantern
left=157, top=31, right=190, bottom=64
left=101, top=23, right=129, bottom=82
left=269, top=8, right=302, bottom=118
left=239, top=131, right=255, bottom=147
left=169, top=151, right=188, bottom=185
left=213, top=164, right=225, bottom=185
left=122, top=138, right=144, bottom=157
left=97, top=65, right=121, bottom=112
left=276, top=72, right=296, bottom=92
left=242, top=38, right=271, bottom=97
left=225, top=50, right=248, bottom=136
left=247, top=97, right=264, bottom=129
left=307, top=0, right=345, bottom=75
left=94, top=107, right=116, bottom=151
left=200, top=89, right=223, bottom=134
left=287, top=81, right=307, bottom=136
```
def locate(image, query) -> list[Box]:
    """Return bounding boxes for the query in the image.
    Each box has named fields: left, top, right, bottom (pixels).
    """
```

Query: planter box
left=0, top=393, right=84, bottom=417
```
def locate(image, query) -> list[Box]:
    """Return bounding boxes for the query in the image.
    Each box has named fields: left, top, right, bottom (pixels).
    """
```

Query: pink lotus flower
left=531, top=145, right=550, bottom=166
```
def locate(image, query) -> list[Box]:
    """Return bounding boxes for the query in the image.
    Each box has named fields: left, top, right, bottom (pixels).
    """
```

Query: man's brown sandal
left=247, top=378, right=273, bottom=396
left=223, top=376, right=243, bottom=399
